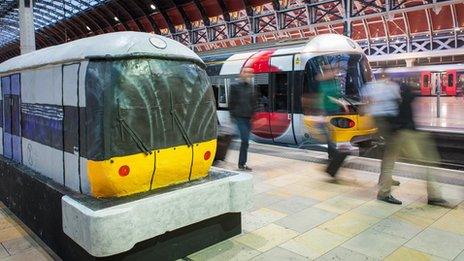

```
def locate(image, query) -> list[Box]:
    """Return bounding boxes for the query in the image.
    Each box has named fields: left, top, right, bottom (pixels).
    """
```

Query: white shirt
left=362, top=79, right=401, bottom=117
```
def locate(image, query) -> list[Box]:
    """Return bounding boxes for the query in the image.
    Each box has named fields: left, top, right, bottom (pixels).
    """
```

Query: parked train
left=378, top=64, right=464, bottom=96
left=202, top=34, right=377, bottom=152
left=0, top=32, right=217, bottom=198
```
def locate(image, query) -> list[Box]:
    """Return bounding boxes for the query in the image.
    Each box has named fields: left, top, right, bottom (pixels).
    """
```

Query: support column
left=343, top=0, right=352, bottom=38
left=405, top=58, right=414, bottom=67
left=19, top=0, right=36, bottom=54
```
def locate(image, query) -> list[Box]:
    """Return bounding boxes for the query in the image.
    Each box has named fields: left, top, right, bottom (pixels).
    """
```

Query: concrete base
left=63, top=168, right=252, bottom=257
left=0, top=157, right=252, bottom=260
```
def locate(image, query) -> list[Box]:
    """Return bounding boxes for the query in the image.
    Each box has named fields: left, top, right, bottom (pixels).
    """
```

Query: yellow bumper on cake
left=87, top=139, right=217, bottom=198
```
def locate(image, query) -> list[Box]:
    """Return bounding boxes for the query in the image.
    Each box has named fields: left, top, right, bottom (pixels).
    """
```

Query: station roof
left=0, top=0, right=463, bottom=62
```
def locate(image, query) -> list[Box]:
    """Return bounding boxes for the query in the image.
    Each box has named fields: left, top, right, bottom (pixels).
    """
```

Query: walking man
left=363, top=72, right=403, bottom=204
left=229, top=67, right=256, bottom=171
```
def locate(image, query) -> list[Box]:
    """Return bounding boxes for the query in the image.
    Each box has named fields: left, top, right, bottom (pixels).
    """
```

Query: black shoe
left=428, top=198, right=454, bottom=208
left=238, top=164, right=252, bottom=171
left=377, top=195, right=402, bottom=205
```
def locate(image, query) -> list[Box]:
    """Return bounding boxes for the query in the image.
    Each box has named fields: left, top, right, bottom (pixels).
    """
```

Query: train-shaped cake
left=0, top=32, right=217, bottom=198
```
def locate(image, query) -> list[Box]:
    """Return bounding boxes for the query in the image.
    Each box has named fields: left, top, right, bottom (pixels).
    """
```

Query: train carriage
left=378, top=64, right=464, bottom=96
left=0, top=32, right=217, bottom=198
left=203, top=34, right=377, bottom=152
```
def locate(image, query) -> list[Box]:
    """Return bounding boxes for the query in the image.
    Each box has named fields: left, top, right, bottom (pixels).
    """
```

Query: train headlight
left=330, top=117, right=355, bottom=129
left=204, top=151, right=211, bottom=161
left=119, top=165, right=130, bottom=177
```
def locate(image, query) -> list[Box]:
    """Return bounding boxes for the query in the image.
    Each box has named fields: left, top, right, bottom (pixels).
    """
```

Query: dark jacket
left=396, top=82, right=416, bottom=130
left=229, top=80, right=256, bottom=118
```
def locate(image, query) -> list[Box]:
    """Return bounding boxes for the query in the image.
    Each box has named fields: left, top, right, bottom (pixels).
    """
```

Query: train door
left=269, top=55, right=296, bottom=144
left=251, top=74, right=273, bottom=140
left=269, top=72, right=296, bottom=144
left=420, top=71, right=431, bottom=96
left=445, top=70, right=457, bottom=96
left=1, top=74, right=22, bottom=162
left=62, top=63, right=81, bottom=192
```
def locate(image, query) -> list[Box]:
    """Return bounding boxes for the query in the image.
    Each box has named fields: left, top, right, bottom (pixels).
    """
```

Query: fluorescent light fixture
left=86, top=26, right=91, bottom=31
left=114, top=16, right=119, bottom=22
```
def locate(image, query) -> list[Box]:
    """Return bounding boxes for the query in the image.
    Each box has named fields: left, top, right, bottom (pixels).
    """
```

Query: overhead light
left=114, top=16, right=119, bottom=22
left=86, top=26, right=91, bottom=31
left=150, top=4, right=156, bottom=10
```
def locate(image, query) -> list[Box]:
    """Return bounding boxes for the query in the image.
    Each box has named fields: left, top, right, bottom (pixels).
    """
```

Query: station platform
left=1, top=143, right=463, bottom=260
left=415, top=96, right=464, bottom=131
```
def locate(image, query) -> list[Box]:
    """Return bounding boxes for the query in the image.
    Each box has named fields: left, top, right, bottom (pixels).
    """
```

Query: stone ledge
left=62, top=168, right=253, bottom=257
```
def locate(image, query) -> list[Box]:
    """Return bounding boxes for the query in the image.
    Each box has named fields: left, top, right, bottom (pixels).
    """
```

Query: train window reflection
left=256, top=84, right=270, bottom=112
left=448, top=74, right=454, bottom=87
left=424, top=75, right=429, bottom=87
left=304, top=54, right=370, bottom=101
left=274, top=73, right=288, bottom=112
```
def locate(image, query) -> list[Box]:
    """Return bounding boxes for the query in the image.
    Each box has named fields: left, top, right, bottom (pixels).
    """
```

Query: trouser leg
left=236, top=117, right=251, bottom=166
left=376, top=117, right=400, bottom=197
left=408, top=131, right=441, bottom=199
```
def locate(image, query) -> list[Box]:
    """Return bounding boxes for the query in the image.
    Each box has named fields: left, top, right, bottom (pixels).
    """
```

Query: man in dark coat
left=229, top=67, right=256, bottom=171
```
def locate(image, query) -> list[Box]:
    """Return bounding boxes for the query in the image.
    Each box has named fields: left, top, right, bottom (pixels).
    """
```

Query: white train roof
left=213, top=34, right=364, bottom=75
left=302, top=34, right=363, bottom=54
left=0, top=32, right=203, bottom=74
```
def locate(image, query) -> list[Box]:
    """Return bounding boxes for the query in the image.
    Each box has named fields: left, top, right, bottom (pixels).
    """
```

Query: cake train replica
left=0, top=31, right=218, bottom=198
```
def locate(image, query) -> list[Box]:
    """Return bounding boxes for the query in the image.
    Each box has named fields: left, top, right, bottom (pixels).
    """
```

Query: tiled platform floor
left=188, top=150, right=464, bottom=261
left=1, top=149, right=463, bottom=260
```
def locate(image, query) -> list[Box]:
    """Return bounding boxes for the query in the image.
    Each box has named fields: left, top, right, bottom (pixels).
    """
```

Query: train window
left=305, top=54, right=369, bottom=100
left=274, top=73, right=288, bottom=112
left=423, top=75, right=429, bottom=87
left=218, top=79, right=228, bottom=108
left=360, top=57, right=372, bottom=82
left=211, top=84, right=219, bottom=108
left=256, top=84, right=270, bottom=112
left=448, top=74, right=454, bottom=87
left=86, top=58, right=215, bottom=160
left=218, top=85, right=226, bottom=103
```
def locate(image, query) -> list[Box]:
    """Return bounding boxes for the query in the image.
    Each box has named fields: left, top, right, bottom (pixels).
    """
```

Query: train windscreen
left=85, top=58, right=217, bottom=161
left=305, top=53, right=372, bottom=101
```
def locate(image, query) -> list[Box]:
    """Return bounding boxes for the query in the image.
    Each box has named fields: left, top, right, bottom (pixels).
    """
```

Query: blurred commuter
left=304, top=65, right=349, bottom=177
left=363, top=71, right=403, bottom=204
left=229, top=67, right=256, bottom=171
left=385, top=82, right=449, bottom=207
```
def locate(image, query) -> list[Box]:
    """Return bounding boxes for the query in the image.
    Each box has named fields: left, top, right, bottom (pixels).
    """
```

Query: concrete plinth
left=0, top=157, right=252, bottom=260
left=63, top=168, right=253, bottom=257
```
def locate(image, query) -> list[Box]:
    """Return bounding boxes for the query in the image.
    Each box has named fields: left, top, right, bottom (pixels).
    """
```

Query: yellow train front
left=85, top=46, right=218, bottom=198
left=303, top=113, right=377, bottom=153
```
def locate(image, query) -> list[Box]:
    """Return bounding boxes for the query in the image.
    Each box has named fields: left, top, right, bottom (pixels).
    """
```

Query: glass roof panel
left=0, top=0, right=107, bottom=48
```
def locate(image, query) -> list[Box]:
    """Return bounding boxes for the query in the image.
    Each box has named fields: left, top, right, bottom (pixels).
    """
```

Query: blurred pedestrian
left=303, top=65, right=349, bottom=177
left=385, top=82, right=449, bottom=207
left=229, top=67, right=256, bottom=171
left=363, top=71, right=403, bottom=204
